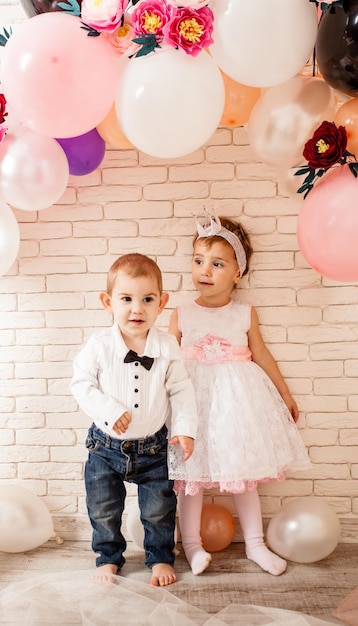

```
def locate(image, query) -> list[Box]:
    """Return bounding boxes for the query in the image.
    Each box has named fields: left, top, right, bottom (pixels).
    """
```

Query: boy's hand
left=113, top=411, right=132, bottom=435
left=169, top=435, right=194, bottom=461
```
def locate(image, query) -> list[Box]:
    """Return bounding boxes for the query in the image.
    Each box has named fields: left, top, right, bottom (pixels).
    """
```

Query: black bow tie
left=124, top=350, right=154, bottom=371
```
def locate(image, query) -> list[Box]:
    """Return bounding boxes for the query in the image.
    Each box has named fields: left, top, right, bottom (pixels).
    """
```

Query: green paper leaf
left=80, top=22, right=100, bottom=37
left=294, top=167, right=312, bottom=177
left=0, top=26, right=12, bottom=47
left=132, top=33, right=161, bottom=58
left=349, top=163, right=358, bottom=177
left=304, top=170, right=316, bottom=185
left=297, top=183, right=313, bottom=194
left=57, top=0, right=81, bottom=15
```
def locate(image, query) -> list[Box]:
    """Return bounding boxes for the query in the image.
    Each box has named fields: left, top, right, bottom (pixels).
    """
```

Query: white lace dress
left=168, top=300, right=311, bottom=495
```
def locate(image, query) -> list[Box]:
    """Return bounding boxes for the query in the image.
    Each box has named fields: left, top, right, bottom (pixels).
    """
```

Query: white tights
left=178, top=488, right=287, bottom=576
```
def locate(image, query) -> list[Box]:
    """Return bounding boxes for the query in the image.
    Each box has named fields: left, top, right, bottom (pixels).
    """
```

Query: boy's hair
left=193, top=216, right=253, bottom=276
left=106, top=253, right=163, bottom=294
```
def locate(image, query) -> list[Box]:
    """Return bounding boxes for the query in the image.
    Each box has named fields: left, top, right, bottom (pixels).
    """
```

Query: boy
left=70, top=253, right=197, bottom=586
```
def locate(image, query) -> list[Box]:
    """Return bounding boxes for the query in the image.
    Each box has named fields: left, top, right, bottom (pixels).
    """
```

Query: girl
left=168, top=213, right=311, bottom=577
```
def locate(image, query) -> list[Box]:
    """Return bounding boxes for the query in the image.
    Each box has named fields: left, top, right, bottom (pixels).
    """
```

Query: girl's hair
left=193, top=216, right=253, bottom=276
left=106, top=253, right=163, bottom=294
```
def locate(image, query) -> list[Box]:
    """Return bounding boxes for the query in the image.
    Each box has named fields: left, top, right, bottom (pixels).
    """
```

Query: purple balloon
left=56, top=128, right=105, bottom=176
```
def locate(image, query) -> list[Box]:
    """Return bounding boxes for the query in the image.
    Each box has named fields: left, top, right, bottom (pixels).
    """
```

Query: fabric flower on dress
left=295, top=121, right=358, bottom=197
left=192, top=334, right=234, bottom=363
left=163, top=5, right=214, bottom=56
left=81, top=0, right=129, bottom=33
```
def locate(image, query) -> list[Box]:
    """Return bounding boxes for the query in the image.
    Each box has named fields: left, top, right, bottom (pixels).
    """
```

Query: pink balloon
left=0, top=200, right=20, bottom=276
left=0, top=125, right=69, bottom=211
left=1, top=13, right=119, bottom=138
left=297, top=165, right=358, bottom=282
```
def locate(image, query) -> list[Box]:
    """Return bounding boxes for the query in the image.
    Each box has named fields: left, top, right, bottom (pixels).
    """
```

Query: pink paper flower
left=163, top=5, right=214, bottom=56
left=131, top=0, right=173, bottom=41
left=166, top=0, right=210, bottom=7
left=81, top=0, right=129, bottom=33
left=103, top=15, right=139, bottom=56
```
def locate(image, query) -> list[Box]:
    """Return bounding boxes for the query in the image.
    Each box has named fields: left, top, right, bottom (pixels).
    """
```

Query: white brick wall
left=0, top=1, right=357, bottom=543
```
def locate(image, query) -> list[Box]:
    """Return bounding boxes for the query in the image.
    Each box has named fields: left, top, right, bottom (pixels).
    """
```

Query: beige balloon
left=267, top=496, right=340, bottom=563
left=247, top=76, right=335, bottom=168
left=97, top=104, right=133, bottom=150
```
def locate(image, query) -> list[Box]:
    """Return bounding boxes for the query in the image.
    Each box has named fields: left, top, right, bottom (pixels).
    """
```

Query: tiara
left=195, top=210, right=247, bottom=276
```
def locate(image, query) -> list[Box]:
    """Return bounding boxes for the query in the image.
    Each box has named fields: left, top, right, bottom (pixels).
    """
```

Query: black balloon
left=316, top=0, right=358, bottom=97
left=20, top=0, right=81, bottom=18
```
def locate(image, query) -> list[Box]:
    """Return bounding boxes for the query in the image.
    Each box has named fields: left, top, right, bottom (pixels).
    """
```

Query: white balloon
left=0, top=200, right=20, bottom=276
left=115, top=47, right=225, bottom=158
left=267, top=496, right=340, bottom=564
left=0, top=125, right=69, bottom=211
left=247, top=77, right=335, bottom=168
left=0, top=485, right=54, bottom=553
left=210, top=0, right=318, bottom=88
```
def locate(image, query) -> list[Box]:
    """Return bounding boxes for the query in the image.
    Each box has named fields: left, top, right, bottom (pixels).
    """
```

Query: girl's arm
left=168, top=307, right=182, bottom=344
left=248, top=307, right=299, bottom=422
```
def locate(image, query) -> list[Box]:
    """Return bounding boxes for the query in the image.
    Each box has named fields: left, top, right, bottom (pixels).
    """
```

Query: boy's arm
left=70, top=337, right=129, bottom=431
left=165, top=336, right=198, bottom=440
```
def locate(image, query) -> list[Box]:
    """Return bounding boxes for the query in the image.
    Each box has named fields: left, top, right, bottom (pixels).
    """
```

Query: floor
left=1, top=540, right=357, bottom=625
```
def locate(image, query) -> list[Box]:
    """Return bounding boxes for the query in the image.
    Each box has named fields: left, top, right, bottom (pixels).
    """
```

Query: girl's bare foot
left=150, top=563, right=176, bottom=587
left=93, top=563, right=119, bottom=584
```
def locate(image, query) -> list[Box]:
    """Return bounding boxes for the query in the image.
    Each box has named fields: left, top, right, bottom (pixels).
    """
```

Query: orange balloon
left=96, top=104, right=133, bottom=149
left=200, top=504, right=236, bottom=552
left=334, top=98, right=358, bottom=158
left=220, top=71, right=261, bottom=127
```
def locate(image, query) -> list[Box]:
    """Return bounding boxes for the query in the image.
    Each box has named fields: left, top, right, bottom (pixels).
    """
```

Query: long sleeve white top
left=70, top=324, right=197, bottom=441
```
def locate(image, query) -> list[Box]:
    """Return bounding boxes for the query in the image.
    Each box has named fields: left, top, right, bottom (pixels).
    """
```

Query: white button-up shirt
left=70, top=324, right=197, bottom=440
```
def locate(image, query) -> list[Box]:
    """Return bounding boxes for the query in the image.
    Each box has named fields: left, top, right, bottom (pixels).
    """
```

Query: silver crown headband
left=195, top=212, right=247, bottom=276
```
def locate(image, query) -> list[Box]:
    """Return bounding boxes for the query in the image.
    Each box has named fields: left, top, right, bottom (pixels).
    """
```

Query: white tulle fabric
left=168, top=301, right=311, bottom=495
left=0, top=571, right=340, bottom=625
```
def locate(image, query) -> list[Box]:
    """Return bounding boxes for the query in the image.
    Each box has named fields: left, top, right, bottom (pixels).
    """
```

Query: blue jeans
left=84, top=423, right=176, bottom=570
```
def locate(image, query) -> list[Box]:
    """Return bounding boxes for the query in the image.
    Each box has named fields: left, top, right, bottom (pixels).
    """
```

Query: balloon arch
left=0, top=0, right=358, bottom=281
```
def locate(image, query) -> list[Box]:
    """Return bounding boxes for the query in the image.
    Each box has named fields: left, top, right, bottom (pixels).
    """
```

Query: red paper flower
left=303, top=121, right=347, bottom=170
left=163, top=5, right=214, bottom=56
left=0, top=94, right=7, bottom=125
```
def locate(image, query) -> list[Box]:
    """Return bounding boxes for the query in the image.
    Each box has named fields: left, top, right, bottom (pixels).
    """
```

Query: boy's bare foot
left=150, top=563, right=176, bottom=587
left=93, top=563, right=119, bottom=584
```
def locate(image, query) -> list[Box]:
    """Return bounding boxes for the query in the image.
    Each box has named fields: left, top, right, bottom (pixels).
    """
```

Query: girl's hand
left=169, top=435, right=194, bottom=461
left=281, top=392, right=299, bottom=423
left=113, top=411, right=132, bottom=435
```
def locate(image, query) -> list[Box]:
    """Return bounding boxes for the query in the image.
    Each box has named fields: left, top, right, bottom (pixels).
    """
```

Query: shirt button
left=135, top=375, right=139, bottom=380
left=134, top=388, right=138, bottom=393
left=135, top=362, right=139, bottom=367
left=134, top=404, right=139, bottom=408
left=104, top=421, right=108, bottom=426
